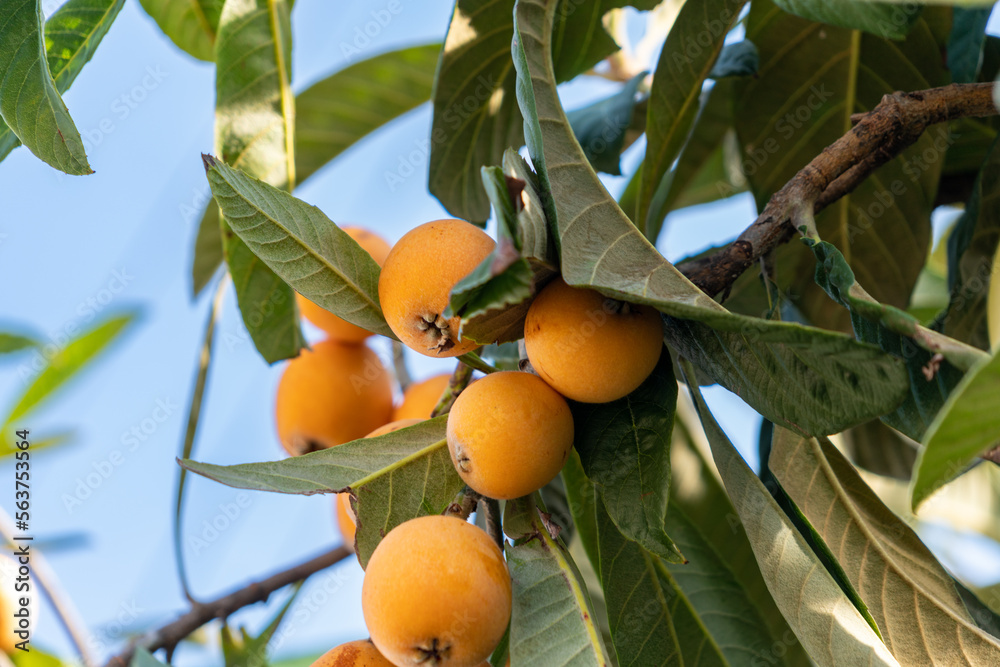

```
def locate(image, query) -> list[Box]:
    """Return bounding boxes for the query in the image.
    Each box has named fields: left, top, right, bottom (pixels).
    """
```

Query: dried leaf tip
left=201, top=153, right=218, bottom=171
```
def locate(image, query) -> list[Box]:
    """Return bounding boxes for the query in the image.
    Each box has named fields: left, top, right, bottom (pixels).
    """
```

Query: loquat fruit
left=362, top=515, right=510, bottom=667
left=524, top=278, right=663, bottom=403
left=297, top=227, right=392, bottom=344
left=378, top=220, right=495, bottom=358
left=393, top=373, right=451, bottom=420
left=275, top=340, right=393, bottom=456
left=335, top=492, right=357, bottom=550
left=447, top=371, right=573, bottom=500
left=310, top=639, right=395, bottom=667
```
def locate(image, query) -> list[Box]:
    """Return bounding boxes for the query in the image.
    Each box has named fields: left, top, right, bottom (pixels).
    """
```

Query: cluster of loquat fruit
left=279, top=219, right=663, bottom=666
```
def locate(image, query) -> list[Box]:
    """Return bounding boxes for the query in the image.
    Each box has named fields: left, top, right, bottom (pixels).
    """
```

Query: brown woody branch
left=105, top=546, right=352, bottom=667
left=677, top=83, right=998, bottom=297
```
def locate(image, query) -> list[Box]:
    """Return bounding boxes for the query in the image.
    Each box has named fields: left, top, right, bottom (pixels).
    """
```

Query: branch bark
left=677, top=82, right=998, bottom=297
left=105, top=546, right=351, bottom=667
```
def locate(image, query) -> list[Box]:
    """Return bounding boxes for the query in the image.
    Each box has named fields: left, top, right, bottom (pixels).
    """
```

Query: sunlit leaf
left=138, top=0, right=223, bottom=61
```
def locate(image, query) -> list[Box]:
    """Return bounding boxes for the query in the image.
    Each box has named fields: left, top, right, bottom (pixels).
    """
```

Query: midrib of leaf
left=47, top=2, right=121, bottom=88
left=540, top=524, right=606, bottom=656
left=267, top=0, right=294, bottom=190
left=350, top=438, right=447, bottom=488
left=189, top=0, right=216, bottom=44
left=652, top=557, right=728, bottom=664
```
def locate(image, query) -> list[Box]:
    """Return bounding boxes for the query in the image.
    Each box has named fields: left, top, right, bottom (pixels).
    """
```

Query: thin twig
left=457, top=351, right=500, bottom=375
left=444, top=487, right=481, bottom=520
left=174, top=276, right=227, bottom=604
left=0, top=510, right=95, bottom=667
left=431, top=362, right=474, bottom=418
left=105, top=546, right=352, bottom=667
left=678, top=83, right=998, bottom=298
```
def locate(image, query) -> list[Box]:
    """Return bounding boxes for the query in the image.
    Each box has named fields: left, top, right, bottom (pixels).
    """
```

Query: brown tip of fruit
left=452, top=443, right=472, bottom=473
left=417, top=313, right=458, bottom=353
left=414, top=638, right=451, bottom=665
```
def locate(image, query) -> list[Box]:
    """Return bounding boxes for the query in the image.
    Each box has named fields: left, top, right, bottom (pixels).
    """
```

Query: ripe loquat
left=310, top=639, right=395, bottom=667
left=393, top=373, right=451, bottom=420
left=447, top=371, right=573, bottom=500
left=297, top=227, right=392, bottom=344
left=362, top=515, right=510, bottom=667
left=275, top=340, right=393, bottom=456
left=524, top=278, right=663, bottom=403
left=378, top=220, right=495, bottom=358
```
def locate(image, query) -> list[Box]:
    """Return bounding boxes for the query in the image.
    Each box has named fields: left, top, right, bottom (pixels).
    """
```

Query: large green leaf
left=180, top=417, right=447, bottom=494
left=685, top=375, right=900, bottom=666
left=504, top=495, right=611, bottom=667
left=567, top=72, right=645, bottom=176
left=5, top=313, right=136, bottom=424
left=734, top=1, right=949, bottom=331
left=637, top=0, right=746, bottom=238
left=429, top=0, right=659, bottom=222
left=771, top=427, right=1000, bottom=663
left=938, top=135, right=1000, bottom=351
left=669, top=400, right=808, bottom=664
left=0, top=0, right=126, bottom=162
left=912, top=347, right=1000, bottom=509
left=214, top=0, right=302, bottom=363
left=203, top=158, right=392, bottom=338
left=192, top=43, right=440, bottom=296
left=513, top=0, right=910, bottom=437
left=0, top=0, right=92, bottom=174
left=572, top=356, right=682, bottom=562
left=138, top=0, right=223, bottom=61
left=809, top=239, right=973, bottom=440
left=594, top=499, right=685, bottom=667
left=773, top=0, right=921, bottom=39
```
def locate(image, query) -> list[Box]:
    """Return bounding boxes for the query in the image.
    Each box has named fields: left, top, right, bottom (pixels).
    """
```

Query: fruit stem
left=457, top=351, right=499, bottom=374
left=431, top=362, right=474, bottom=417
left=444, top=487, right=481, bottom=520
left=479, top=497, right=504, bottom=551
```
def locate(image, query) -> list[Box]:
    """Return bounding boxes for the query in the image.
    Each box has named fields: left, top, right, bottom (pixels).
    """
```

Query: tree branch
left=105, top=546, right=351, bottom=667
left=677, top=83, right=998, bottom=297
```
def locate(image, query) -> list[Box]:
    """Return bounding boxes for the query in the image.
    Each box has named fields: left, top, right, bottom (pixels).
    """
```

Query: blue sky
left=1, top=1, right=995, bottom=664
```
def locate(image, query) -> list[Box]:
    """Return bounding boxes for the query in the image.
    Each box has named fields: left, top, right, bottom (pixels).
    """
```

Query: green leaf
left=912, top=347, right=1000, bottom=509
left=567, top=72, right=645, bottom=175
left=0, top=333, right=38, bottom=355
left=513, top=0, right=910, bottom=437
left=352, top=435, right=465, bottom=568
left=709, top=40, right=759, bottom=79
left=504, top=495, right=611, bottom=666
left=773, top=0, right=921, bottom=39
left=684, top=372, right=900, bottom=665
left=129, top=648, right=167, bottom=667
left=948, top=7, right=991, bottom=83
left=670, top=401, right=808, bottom=663
left=429, top=0, right=659, bottom=222
left=637, top=0, right=746, bottom=237
left=594, top=499, right=685, bottom=667
left=6, top=313, right=136, bottom=424
left=192, top=43, right=440, bottom=297
left=447, top=161, right=556, bottom=345
left=138, top=0, right=222, bottom=61
left=645, top=80, right=744, bottom=241
left=572, top=356, right=683, bottom=562
left=222, top=582, right=301, bottom=667
left=203, top=157, right=393, bottom=340
left=809, top=239, right=973, bottom=439
left=0, top=0, right=126, bottom=163
left=180, top=417, right=447, bottom=494
left=214, top=0, right=302, bottom=363
left=771, top=427, right=1000, bottom=663
left=938, top=135, right=1000, bottom=350
left=735, top=1, right=949, bottom=330
left=0, top=430, right=74, bottom=458
left=0, top=0, right=92, bottom=174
